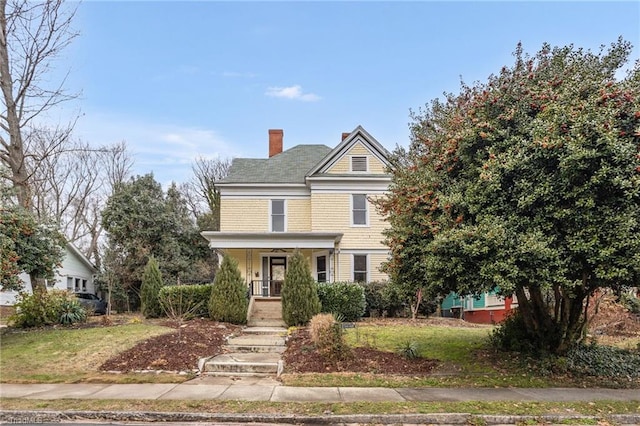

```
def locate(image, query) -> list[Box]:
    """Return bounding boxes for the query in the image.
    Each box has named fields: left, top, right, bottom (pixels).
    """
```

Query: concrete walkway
left=1, top=378, right=639, bottom=402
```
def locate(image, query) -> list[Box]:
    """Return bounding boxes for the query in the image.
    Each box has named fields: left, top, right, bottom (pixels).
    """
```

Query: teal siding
left=441, top=293, right=462, bottom=309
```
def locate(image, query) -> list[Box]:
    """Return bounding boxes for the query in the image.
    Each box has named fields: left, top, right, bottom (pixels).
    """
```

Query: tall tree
left=377, top=39, right=640, bottom=354
left=102, top=174, right=214, bottom=309
left=187, top=156, right=231, bottom=231
left=0, top=0, right=78, bottom=209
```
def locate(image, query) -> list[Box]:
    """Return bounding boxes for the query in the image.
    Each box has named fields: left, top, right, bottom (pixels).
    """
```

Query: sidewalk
left=2, top=377, right=639, bottom=402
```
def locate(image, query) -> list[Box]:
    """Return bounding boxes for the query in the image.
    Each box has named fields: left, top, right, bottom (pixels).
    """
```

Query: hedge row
left=158, top=284, right=213, bottom=318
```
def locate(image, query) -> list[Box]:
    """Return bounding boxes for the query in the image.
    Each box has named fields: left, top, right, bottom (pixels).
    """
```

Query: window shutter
left=351, top=156, right=367, bottom=172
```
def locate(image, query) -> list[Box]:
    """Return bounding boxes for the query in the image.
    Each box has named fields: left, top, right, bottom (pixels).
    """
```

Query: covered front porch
left=201, top=231, right=343, bottom=297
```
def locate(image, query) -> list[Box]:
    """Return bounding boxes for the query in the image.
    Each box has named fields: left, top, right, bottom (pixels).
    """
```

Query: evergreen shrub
left=158, top=284, right=213, bottom=318
left=360, top=281, right=406, bottom=317
left=208, top=254, right=247, bottom=324
left=317, top=281, right=366, bottom=322
left=140, top=256, right=164, bottom=318
left=281, top=249, right=321, bottom=326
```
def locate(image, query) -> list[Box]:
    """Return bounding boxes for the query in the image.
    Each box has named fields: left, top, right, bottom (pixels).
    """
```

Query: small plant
left=58, top=299, right=87, bottom=325
left=397, top=340, right=420, bottom=359
left=309, top=313, right=351, bottom=362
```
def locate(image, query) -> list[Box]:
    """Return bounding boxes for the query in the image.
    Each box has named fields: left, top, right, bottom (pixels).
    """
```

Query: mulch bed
left=281, top=328, right=438, bottom=374
left=99, top=318, right=241, bottom=373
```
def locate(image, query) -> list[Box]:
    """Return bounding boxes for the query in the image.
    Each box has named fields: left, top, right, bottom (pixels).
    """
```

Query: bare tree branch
left=0, top=0, right=78, bottom=209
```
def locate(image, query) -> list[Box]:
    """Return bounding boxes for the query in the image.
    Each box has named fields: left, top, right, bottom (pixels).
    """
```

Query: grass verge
left=1, top=398, right=637, bottom=418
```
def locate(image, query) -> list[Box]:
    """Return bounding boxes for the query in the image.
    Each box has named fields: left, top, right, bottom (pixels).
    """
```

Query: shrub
left=159, top=284, right=213, bottom=319
left=565, top=343, right=640, bottom=379
left=317, top=281, right=366, bottom=322
left=489, top=310, right=539, bottom=354
left=620, top=292, right=640, bottom=315
left=140, top=256, right=164, bottom=318
left=309, top=313, right=351, bottom=361
left=10, top=289, right=86, bottom=328
left=58, top=299, right=87, bottom=325
left=361, top=281, right=406, bottom=317
left=208, top=254, right=247, bottom=324
left=281, top=249, right=321, bottom=326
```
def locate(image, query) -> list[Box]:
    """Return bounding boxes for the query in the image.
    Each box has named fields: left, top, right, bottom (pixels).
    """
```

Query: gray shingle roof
left=222, top=144, right=332, bottom=184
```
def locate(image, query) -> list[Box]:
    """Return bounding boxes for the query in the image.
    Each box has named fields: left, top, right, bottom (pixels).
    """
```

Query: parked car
left=74, top=292, right=107, bottom=315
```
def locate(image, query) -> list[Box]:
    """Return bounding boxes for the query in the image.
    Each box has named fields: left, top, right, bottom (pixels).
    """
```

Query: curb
left=2, top=410, right=640, bottom=425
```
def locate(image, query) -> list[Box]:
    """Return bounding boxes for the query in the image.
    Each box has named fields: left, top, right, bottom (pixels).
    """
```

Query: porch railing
left=249, top=280, right=283, bottom=298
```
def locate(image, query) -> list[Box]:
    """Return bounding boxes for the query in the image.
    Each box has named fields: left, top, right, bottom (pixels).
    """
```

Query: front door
left=269, top=257, right=286, bottom=297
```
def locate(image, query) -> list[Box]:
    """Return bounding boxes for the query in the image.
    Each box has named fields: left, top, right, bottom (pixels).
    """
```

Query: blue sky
left=54, top=1, right=640, bottom=186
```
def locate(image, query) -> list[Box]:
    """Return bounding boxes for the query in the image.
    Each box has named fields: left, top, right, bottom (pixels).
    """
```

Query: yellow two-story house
left=202, top=125, right=391, bottom=298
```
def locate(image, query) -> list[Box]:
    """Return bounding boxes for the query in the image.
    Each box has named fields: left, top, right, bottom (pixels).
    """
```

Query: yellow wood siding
left=221, top=199, right=269, bottom=232
left=311, top=193, right=387, bottom=249
left=326, top=142, right=387, bottom=174
left=287, top=199, right=311, bottom=231
left=335, top=252, right=389, bottom=282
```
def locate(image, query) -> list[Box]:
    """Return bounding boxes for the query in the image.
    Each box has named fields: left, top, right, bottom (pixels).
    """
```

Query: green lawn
left=348, top=324, right=492, bottom=371
left=0, top=322, right=180, bottom=383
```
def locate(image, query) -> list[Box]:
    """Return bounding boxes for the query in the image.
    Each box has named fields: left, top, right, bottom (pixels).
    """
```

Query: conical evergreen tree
left=208, top=254, right=248, bottom=324
left=141, top=256, right=164, bottom=318
left=282, top=249, right=321, bottom=326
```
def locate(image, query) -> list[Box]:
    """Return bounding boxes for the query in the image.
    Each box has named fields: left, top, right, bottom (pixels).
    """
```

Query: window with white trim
left=352, top=194, right=367, bottom=226
left=351, top=156, right=367, bottom=172
left=316, top=255, right=327, bottom=282
left=353, top=254, right=368, bottom=283
left=271, top=199, right=285, bottom=232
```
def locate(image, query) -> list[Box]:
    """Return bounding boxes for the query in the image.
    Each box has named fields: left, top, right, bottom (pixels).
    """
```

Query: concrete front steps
left=248, top=297, right=286, bottom=328
left=201, top=326, right=287, bottom=377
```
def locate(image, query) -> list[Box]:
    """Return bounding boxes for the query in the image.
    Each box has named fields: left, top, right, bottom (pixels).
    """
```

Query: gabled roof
left=306, top=125, right=392, bottom=177
left=222, top=144, right=332, bottom=184
left=66, top=242, right=98, bottom=273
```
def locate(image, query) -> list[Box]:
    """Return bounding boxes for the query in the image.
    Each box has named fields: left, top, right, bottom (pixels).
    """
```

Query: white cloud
left=265, top=85, right=321, bottom=102
left=74, top=112, right=239, bottom=187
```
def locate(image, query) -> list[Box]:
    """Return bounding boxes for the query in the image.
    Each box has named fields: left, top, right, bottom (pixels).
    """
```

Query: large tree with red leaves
left=377, top=39, right=640, bottom=354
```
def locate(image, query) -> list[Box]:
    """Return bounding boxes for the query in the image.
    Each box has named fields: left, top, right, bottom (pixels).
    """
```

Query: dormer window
left=351, top=156, right=367, bottom=172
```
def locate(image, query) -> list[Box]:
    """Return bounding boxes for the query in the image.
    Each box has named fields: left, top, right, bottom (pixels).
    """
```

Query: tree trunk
left=0, top=0, right=31, bottom=209
left=29, top=273, right=47, bottom=293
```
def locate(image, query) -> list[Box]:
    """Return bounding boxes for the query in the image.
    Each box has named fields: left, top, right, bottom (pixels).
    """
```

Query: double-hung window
left=271, top=199, right=285, bottom=232
left=352, top=194, right=367, bottom=226
left=353, top=254, right=368, bottom=283
left=316, top=255, right=327, bottom=283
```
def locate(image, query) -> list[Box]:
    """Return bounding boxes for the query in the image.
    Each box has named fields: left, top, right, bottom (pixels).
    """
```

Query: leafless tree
left=28, top=135, right=132, bottom=266
left=0, top=0, right=78, bottom=209
left=186, top=156, right=231, bottom=231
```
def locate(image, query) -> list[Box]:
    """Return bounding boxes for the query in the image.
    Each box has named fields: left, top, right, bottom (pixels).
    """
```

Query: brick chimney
left=269, top=129, right=283, bottom=157
left=341, top=132, right=350, bottom=141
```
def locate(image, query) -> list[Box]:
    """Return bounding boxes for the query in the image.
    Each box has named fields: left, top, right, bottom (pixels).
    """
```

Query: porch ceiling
left=201, top=231, right=343, bottom=249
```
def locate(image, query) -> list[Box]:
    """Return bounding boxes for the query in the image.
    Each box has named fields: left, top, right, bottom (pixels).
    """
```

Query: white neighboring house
left=0, top=242, right=99, bottom=306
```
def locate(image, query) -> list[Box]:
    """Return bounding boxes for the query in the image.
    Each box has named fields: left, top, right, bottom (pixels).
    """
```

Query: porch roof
left=201, top=231, right=343, bottom=249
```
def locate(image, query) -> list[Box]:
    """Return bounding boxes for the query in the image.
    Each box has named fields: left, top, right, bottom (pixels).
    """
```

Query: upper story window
left=351, top=156, right=368, bottom=172
left=352, top=194, right=368, bottom=226
left=271, top=199, right=285, bottom=232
